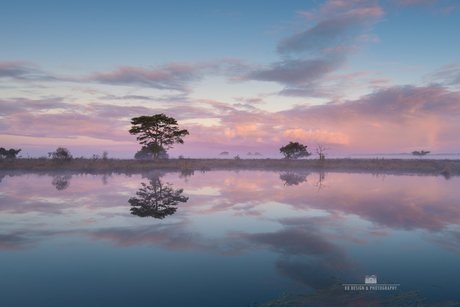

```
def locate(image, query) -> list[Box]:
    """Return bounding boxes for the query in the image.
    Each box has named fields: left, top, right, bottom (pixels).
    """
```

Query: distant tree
left=134, top=146, right=169, bottom=160
left=316, top=144, right=330, bottom=162
left=129, top=114, right=189, bottom=161
left=48, top=147, right=73, bottom=162
left=412, top=150, right=430, bottom=158
left=280, top=142, right=312, bottom=160
left=254, top=152, right=263, bottom=156
left=219, top=151, right=229, bottom=156
left=0, top=147, right=21, bottom=159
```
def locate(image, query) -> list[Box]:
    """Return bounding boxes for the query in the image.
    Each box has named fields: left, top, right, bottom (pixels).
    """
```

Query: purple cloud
left=244, top=58, right=343, bottom=86
left=235, top=57, right=346, bottom=97
left=424, top=61, right=460, bottom=85
left=85, top=62, right=217, bottom=93
left=0, top=97, right=70, bottom=116
left=228, top=1, right=385, bottom=98
left=0, top=61, right=60, bottom=81
left=278, top=1, right=383, bottom=55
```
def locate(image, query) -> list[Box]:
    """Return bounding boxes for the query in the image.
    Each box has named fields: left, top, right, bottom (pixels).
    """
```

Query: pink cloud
left=283, top=128, right=350, bottom=145
left=354, top=33, right=381, bottom=42
left=437, top=5, right=456, bottom=15
left=2, top=82, right=460, bottom=155
left=232, top=97, right=266, bottom=104
left=392, top=0, right=440, bottom=7
left=368, top=78, right=392, bottom=84
left=183, top=84, right=460, bottom=153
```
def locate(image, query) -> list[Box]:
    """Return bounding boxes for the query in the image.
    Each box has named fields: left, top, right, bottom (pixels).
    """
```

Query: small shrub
left=234, top=155, right=241, bottom=160
left=102, top=151, right=109, bottom=161
left=48, top=147, right=73, bottom=162
left=135, top=147, right=168, bottom=160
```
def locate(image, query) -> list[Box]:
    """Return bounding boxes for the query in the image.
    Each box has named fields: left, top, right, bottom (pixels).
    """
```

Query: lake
left=1, top=170, right=459, bottom=306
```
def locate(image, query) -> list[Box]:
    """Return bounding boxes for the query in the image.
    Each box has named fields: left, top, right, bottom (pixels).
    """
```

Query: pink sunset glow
left=1, top=0, right=459, bottom=158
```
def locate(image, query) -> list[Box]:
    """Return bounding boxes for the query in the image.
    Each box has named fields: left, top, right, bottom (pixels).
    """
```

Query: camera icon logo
left=365, top=275, right=377, bottom=284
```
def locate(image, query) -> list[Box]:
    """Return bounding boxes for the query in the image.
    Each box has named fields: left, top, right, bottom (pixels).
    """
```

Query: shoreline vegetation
left=0, top=157, right=458, bottom=177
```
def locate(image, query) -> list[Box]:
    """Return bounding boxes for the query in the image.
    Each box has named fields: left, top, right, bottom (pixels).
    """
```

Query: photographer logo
left=343, top=275, right=399, bottom=291
left=365, top=275, right=377, bottom=284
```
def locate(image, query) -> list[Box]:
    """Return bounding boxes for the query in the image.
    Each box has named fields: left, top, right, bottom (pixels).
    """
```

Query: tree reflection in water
left=316, top=172, right=328, bottom=191
left=129, top=175, right=188, bottom=219
left=51, top=174, right=72, bottom=190
left=279, top=172, right=309, bottom=186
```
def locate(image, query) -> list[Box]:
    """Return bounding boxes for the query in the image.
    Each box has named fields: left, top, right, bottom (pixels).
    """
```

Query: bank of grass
left=0, top=157, right=459, bottom=176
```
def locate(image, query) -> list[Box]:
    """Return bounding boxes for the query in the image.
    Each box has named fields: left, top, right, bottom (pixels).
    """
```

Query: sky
left=1, top=0, right=460, bottom=158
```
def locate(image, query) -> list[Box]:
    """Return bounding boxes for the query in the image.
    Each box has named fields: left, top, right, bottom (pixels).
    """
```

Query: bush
left=48, top=147, right=73, bottom=162
left=134, top=146, right=169, bottom=160
left=0, top=147, right=21, bottom=159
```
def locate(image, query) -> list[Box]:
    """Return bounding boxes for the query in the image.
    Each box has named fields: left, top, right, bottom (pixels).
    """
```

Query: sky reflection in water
left=0, top=171, right=459, bottom=306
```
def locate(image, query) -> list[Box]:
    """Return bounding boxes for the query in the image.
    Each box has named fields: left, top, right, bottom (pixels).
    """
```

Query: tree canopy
left=129, top=114, right=189, bottom=161
left=280, top=142, right=312, bottom=160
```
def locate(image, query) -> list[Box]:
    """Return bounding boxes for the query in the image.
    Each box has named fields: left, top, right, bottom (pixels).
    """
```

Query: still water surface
left=0, top=170, right=459, bottom=306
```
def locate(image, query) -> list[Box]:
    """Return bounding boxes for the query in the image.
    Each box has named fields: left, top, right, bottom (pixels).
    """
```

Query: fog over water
left=1, top=170, right=459, bottom=306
